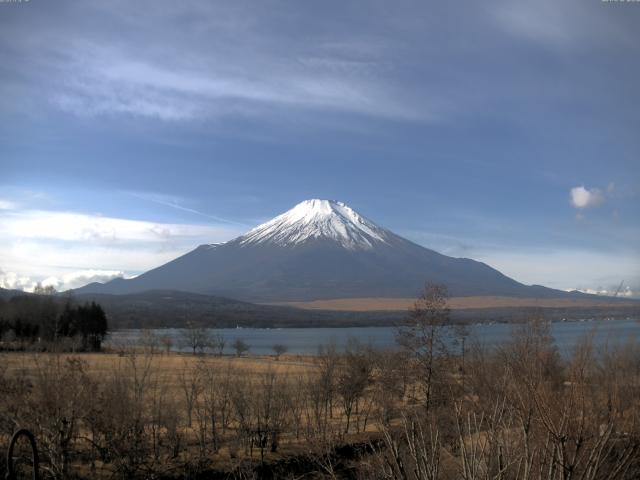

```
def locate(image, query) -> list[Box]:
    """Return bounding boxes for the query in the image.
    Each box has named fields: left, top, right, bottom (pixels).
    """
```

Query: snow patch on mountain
left=239, top=199, right=391, bottom=250
left=202, top=242, right=226, bottom=249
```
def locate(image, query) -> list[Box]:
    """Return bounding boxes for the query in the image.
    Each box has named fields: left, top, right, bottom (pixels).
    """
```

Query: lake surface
left=106, top=318, right=640, bottom=355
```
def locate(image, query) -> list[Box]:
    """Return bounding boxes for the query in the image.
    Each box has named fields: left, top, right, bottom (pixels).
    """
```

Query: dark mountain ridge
left=1, top=287, right=637, bottom=329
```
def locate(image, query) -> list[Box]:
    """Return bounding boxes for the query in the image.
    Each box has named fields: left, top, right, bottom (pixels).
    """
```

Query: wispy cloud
left=3, top=0, right=635, bottom=129
left=0, top=210, right=235, bottom=243
left=490, top=0, right=636, bottom=49
left=50, top=42, right=426, bottom=122
left=0, top=2, right=448, bottom=125
left=129, top=192, right=246, bottom=225
left=492, top=1, right=576, bottom=47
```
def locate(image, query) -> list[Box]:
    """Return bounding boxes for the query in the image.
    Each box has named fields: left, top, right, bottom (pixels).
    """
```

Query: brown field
left=0, top=350, right=346, bottom=476
left=1, top=350, right=318, bottom=391
left=271, top=295, right=639, bottom=311
left=2, top=324, right=640, bottom=479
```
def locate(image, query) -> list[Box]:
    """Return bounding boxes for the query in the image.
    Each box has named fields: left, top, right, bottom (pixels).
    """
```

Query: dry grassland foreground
left=1, top=323, right=640, bottom=480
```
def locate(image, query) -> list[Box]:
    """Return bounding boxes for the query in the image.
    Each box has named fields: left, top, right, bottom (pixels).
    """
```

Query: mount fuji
left=74, top=199, right=575, bottom=302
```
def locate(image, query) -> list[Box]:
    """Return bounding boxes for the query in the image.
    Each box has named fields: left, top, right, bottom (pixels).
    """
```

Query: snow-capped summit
left=239, top=199, right=390, bottom=250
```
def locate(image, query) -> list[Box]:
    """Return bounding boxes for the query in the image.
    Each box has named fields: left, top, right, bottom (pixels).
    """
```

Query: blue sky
left=1, top=0, right=639, bottom=296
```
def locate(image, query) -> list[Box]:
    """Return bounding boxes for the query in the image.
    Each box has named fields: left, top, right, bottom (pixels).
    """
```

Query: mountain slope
left=74, top=199, right=580, bottom=302
left=0, top=287, right=31, bottom=301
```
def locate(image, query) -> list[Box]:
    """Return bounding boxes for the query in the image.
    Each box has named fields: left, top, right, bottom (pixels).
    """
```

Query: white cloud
left=0, top=199, right=17, bottom=210
left=570, top=186, right=604, bottom=209
left=0, top=208, right=245, bottom=291
left=0, top=210, right=237, bottom=243
left=0, top=269, right=127, bottom=292
left=2, top=241, right=191, bottom=277
left=0, top=269, right=35, bottom=291
left=568, top=286, right=638, bottom=299
left=44, top=270, right=126, bottom=291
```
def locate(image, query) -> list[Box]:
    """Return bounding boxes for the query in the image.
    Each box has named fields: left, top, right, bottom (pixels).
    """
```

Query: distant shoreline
left=104, top=318, right=640, bottom=356
left=269, top=295, right=640, bottom=311
left=106, top=314, right=640, bottom=335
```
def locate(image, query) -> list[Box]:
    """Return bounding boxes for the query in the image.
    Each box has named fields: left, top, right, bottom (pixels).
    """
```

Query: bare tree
left=178, top=360, right=201, bottom=428
left=197, top=362, right=222, bottom=453
left=249, top=370, right=290, bottom=461
left=23, top=356, right=95, bottom=479
left=140, top=329, right=160, bottom=354
left=397, top=283, right=450, bottom=411
left=181, top=322, right=211, bottom=355
left=453, top=323, right=470, bottom=394
left=229, top=374, right=252, bottom=456
left=272, top=343, right=288, bottom=360
left=232, top=338, right=250, bottom=357
left=33, top=283, right=57, bottom=296
left=210, top=332, right=225, bottom=356
left=374, top=349, right=410, bottom=426
left=159, top=335, right=173, bottom=354
left=88, top=351, right=157, bottom=478
left=375, top=413, right=442, bottom=480
left=309, top=342, right=339, bottom=439
left=337, top=339, right=372, bottom=433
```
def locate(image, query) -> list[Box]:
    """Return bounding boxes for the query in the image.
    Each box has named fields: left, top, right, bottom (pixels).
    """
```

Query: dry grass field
left=273, top=295, right=640, bottom=311
left=2, top=316, right=640, bottom=479
left=0, top=349, right=381, bottom=477
left=0, top=349, right=350, bottom=478
left=1, top=350, right=318, bottom=390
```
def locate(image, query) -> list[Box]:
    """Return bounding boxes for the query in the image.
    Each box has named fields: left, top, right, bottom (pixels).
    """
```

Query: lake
left=105, top=318, right=640, bottom=355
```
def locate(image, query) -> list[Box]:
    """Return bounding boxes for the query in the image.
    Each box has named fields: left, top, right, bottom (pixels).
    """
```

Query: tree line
left=0, top=287, right=108, bottom=351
